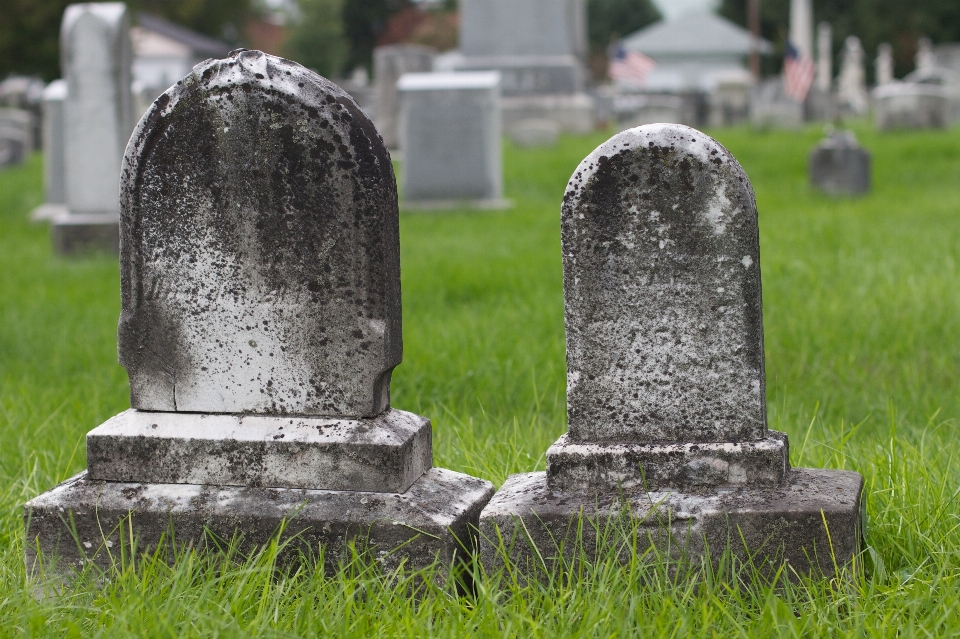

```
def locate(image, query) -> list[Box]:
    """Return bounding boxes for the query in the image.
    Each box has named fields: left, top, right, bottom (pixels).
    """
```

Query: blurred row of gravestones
left=4, top=1, right=957, bottom=249
left=23, top=45, right=864, bottom=588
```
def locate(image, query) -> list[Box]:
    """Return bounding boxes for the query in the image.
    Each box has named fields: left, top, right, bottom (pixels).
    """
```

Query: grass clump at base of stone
left=1, top=122, right=960, bottom=636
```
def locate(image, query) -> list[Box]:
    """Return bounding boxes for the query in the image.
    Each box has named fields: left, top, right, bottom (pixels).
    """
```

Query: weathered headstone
left=805, top=22, right=836, bottom=121
left=398, top=71, right=506, bottom=209
left=0, top=108, right=31, bottom=170
left=836, top=36, right=868, bottom=116
left=810, top=130, right=871, bottom=195
left=0, top=76, right=44, bottom=150
left=707, top=70, right=753, bottom=127
left=876, top=43, right=895, bottom=86
left=25, top=50, right=494, bottom=581
left=873, top=82, right=950, bottom=130
left=750, top=77, right=803, bottom=129
left=373, top=44, right=435, bottom=150
left=31, top=80, right=69, bottom=221
left=51, top=3, right=133, bottom=254
left=509, top=118, right=560, bottom=148
left=479, top=124, right=863, bottom=580
left=455, top=0, right=594, bottom=134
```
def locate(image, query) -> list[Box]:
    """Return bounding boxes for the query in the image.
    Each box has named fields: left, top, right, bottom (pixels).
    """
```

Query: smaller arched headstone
left=480, top=124, right=863, bottom=582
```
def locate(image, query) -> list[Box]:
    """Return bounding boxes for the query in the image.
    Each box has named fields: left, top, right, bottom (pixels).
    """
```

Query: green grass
left=1, top=122, right=960, bottom=636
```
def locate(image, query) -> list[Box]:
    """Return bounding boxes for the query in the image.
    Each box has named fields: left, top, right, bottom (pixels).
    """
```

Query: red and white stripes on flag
left=609, top=46, right=656, bottom=88
left=783, top=40, right=816, bottom=103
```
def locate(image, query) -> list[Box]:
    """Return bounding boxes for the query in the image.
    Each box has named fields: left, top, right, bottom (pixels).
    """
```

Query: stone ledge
left=479, top=467, right=862, bottom=581
left=25, top=467, right=495, bottom=581
left=87, top=408, right=433, bottom=493
left=546, top=431, right=789, bottom=492
left=50, top=211, right=119, bottom=254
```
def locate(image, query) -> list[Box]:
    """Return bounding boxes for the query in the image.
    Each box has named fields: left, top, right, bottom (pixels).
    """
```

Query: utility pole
left=748, top=0, right=761, bottom=80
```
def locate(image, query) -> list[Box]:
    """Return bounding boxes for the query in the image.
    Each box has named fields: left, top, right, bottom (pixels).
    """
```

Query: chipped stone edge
left=86, top=408, right=433, bottom=493
left=545, top=431, right=790, bottom=492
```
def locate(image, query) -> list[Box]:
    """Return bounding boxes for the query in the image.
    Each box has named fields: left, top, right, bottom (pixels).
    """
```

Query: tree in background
left=283, top=0, right=348, bottom=77
left=0, top=0, right=252, bottom=81
left=342, top=0, right=413, bottom=73
left=718, top=0, right=960, bottom=81
left=586, top=0, right=663, bottom=80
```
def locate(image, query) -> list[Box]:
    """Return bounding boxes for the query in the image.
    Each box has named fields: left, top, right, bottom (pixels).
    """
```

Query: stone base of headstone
left=50, top=212, right=120, bottom=254
left=30, top=203, right=67, bottom=223
left=401, top=198, right=512, bottom=212
left=508, top=118, right=560, bottom=148
left=809, top=132, right=871, bottom=196
left=454, top=55, right=585, bottom=97
left=26, top=467, right=494, bottom=581
left=479, top=467, right=863, bottom=582
left=545, top=431, right=790, bottom=492
left=502, top=94, right=595, bottom=134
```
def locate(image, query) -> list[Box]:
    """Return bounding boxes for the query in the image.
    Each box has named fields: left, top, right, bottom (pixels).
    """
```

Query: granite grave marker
left=479, top=124, right=864, bottom=580
left=373, top=44, right=434, bottom=150
left=25, top=50, right=494, bottom=581
left=31, top=80, right=69, bottom=221
left=809, top=130, right=871, bottom=196
left=51, top=2, right=133, bottom=254
left=398, top=71, right=506, bottom=209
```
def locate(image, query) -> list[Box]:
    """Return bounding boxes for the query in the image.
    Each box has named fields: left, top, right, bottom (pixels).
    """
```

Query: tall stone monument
left=816, top=23, right=832, bottom=93
left=836, top=36, right=869, bottom=116
left=25, top=50, right=494, bottom=580
left=455, top=0, right=594, bottom=134
left=52, top=3, right=133, bottom=254
left=373, top=44, right=435, bottom=150
left=480, top=124, right=863, bottom=580
left=398, top=71, right=506, bottom=209
left=876, top=43, right=894, bottom=86
left=31, top=80, right=69, bottom=221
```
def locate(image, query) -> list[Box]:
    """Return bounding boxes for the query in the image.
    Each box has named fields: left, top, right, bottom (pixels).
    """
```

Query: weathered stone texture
left=480, top=469, right=863, bottom=581
left=87, top=408, right=432, bottom=493
left=119, top=50, right=401, bottom=417
left=26, top=468, right=494, bottom=578
left=561, top=124, right=766, bottom=444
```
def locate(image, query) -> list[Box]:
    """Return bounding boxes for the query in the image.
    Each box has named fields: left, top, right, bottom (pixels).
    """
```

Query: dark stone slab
left=26, top=468, right=494, bottom=581
left=86, top=408, right=432, bottom=493
left=809, top=131, right=871, bottom=196
left=119, top=49, right=400, bottom=417
left=479, top=468, right=863, bottom=581
left=50, top=213, right=120, bottom=254
left=561, top=124, right=766, bottom=444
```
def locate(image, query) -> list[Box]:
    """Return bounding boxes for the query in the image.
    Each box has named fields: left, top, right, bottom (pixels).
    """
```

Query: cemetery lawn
left=1, top=123, right=960, bottom=637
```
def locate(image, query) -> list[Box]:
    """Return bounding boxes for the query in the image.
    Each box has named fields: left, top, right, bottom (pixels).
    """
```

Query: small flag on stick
left=783, top=40, right=816, bottom=103
left=609, top=45, right=656, bottom=88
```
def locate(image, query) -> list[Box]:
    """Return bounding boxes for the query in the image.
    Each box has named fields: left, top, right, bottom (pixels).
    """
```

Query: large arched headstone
left=119, top=49, right=400, bottom=418
left=25, top=51, right=494, bottom=582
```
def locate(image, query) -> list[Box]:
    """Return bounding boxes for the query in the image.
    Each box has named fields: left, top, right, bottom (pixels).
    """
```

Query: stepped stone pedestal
left=479, top=124, right=863, bottom=581
left=25, top=50, right=494, bottom=582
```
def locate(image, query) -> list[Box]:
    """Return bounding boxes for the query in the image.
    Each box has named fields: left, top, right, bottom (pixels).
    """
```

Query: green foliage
left=586, top=0, right=662, bottom=53
left=342, top=0, right=412, bottom=73
left=3, top=123, right=960, bottom=634
left=0, top=0, right=252, bottom=82
left=0, top=0, right=73, bottom=81
left=717, top=0, right=960, bottom=80
left=283, top=0, right=348, bottom=78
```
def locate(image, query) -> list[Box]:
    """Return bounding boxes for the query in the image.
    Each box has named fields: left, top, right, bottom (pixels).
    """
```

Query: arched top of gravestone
left=561, top=123, right=766, bottom=444
left=119, top=50, right=401, bottom=418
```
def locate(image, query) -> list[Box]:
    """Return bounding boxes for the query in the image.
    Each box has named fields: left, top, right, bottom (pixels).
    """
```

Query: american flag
left=783, top=40, right=816, bottom=103
left=609, top=46, right=656, bottom=88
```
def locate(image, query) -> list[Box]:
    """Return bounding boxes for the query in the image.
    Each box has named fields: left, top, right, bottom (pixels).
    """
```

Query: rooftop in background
left=134, top=13, right=232, bottom=60
left=622, top=12, right=772, bottom=58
